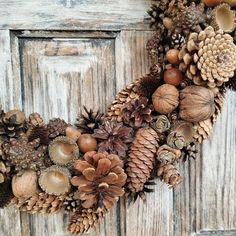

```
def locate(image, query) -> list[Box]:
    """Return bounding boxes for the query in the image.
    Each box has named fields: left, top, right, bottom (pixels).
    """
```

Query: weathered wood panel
left=0, top=0, right=152, bottom=31
left=0, top=30, right=23, bottom=236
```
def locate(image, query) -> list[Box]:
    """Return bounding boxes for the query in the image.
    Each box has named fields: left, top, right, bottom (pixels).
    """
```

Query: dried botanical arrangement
left=1, top=0, right=236, bottom=234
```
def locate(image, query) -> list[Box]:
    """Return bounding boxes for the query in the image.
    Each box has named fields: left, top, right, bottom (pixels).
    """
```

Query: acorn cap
left=39, top=165, right=71, bottom=196
left=49, top=136, right=79, bottom=165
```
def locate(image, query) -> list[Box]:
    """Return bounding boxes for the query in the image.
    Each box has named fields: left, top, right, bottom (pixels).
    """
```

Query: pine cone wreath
left=47, top=118, right=68, bottom=138
left=75, top=106, right=104, bottom=134
left=179, top=26, right=236, bottom=88
left=0, top=178, right=13, bottom=208
left=1, top=133, right=47, bottom=172
left=92, top=120, right=133, bottom=157
left=121, top=97, right=153, bottom=129
left=67, top=208, right=106, bottom=235
left=71, top=151, right=127, bottom=211
left=157, top=163, right=183, bottom=187
left=106, top=79, right=141, bottom=122
left=126, top=127, right=159, bottom=194
left=0, top=109, right=26, bottom=140
left=11, top=192, right=65, bottom=214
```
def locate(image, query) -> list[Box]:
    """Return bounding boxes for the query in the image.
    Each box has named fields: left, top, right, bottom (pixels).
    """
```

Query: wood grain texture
left=0, top=0, right=152, bottom=31
left=0, top=30, right=23, bottom=236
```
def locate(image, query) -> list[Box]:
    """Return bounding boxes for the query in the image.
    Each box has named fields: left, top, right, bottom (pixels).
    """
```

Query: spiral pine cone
left=126, top=127, right=159, bottom=193
left=71, top=151, right=127, bottom=210
left=179, top=26, right=236, bottom=88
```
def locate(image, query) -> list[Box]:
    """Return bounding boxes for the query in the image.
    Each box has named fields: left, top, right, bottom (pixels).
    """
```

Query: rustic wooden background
left=0, top=0, right=235, bottom=235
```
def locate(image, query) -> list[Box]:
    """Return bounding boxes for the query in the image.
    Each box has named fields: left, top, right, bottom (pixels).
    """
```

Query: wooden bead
left=166, top=49, right=180, bottom=64
left=77, top=134, right=97, bottom=153
left=66, top=126, right=81, bottom=141
left=164, top=68, right=183, bottom=86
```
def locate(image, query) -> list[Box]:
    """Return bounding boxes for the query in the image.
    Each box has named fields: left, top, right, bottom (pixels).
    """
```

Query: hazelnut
left=166, top=49, right=180, bottom=64
left=164, top=68, right=183, bottom=86
left=77, top=134, right=97, bottom=153
left=203, top=0, right=221, bottom=6
left=163, top=17, right=173, bottom=30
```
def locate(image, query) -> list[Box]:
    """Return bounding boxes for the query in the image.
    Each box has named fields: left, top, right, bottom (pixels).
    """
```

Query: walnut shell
left=12, top=170, right=38, bottom=198
left=179, top=86, right=215, bottom=122
left=152, top=84, right=179, bottom=114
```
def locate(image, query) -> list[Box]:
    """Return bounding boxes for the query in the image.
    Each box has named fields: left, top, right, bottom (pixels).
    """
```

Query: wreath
left=0, top=0, right=236, bottom=234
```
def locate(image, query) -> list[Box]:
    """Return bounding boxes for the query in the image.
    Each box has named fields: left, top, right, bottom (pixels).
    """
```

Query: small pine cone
left=27, top=113, right=44, bottom=128
left=150, top=115, right=171, bottom=133
left=167, top=132, right=185, bottom=150
left=156, top=145, right=181, bottom=164
left=179, top=26, right=236, bottom=88
left=126, top=127, right=159, bottom=193
left=67, top=208, right=105, bottom=234
left=0, top=179, right=13, bottom=208
left=0, top=109, right=26, bottom=140
left=121, top=97, right=153, bottom=128
left=11, top=192, right=65, bottom=214
left=63, top=193, right=81, bottom=213
left=182, top=142, right=199, bottom=161
left=157, top=163, right=183, bottom=187
left=75, top=106, right=104, bottom=134
left=47, top=118, right=68, bottom=138
left=170, top=33, right=185, bottom=49
left=2, top=133, right=47, bottom=172
left=106, top=79, right=141, bottom=122
left=173, top=2, right=206, bottom=35
left=71, top=151, right=127, bottom=210
left=27, top=126, right=49, bottom=146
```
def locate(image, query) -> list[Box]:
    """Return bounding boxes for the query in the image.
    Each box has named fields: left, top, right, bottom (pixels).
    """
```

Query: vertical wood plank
left=115, top=30, right=174, bottom=236
left=0, top=30, right=22, bottom=236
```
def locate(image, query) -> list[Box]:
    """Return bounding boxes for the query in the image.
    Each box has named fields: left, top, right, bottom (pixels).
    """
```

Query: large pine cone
left=126, top=127, right=159, bottom=193
left=67, top=208, right=105, bottom=234
left=106, top=79, right=141, bottom=122
left=11, top=192, right=65, bottom=213
left=71, top=151, right=127, bottom=210
left=179, top=26, right=236, bottom=88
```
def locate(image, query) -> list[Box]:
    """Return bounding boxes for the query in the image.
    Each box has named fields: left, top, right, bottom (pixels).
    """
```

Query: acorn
left=66, top=126, right=81, bottom=141
left=203, top=0, right=221, bottom=6
left=166, top=49, right=180, bottom=64
left=12, top=170, right=38, bottom=198
left=164, top=68, right=183, bottom=86
left=77, top=134, right=97, bottom=153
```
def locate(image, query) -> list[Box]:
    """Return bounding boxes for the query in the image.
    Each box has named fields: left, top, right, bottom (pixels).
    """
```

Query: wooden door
left=0, top=1, right=235, bottom=235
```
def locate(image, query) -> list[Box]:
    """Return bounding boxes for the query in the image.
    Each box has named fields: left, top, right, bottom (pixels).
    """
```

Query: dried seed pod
left=150, top=115, right=171, bottom=133
left=39, top=165, right=71, bottom=196
left=49, top=136, right=79, bottom=165
left=12, top=170, right=38, bottom=198
left=156, top=145, right=181, bottom=164
left=179, top=86, right=215, bottom=122
left=152, top=84, right=179, bottom=114
left=211, top=3, right=236, bottom=32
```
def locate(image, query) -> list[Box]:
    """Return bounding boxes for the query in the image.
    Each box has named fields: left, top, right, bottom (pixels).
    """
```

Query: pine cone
left=67, top=208, right=105, bottom=234
left=179, top=26, right=236, bottom=88
left=156, top=144, right=181, bottom=164
left=2, top=133, right=47, bottom=172
left=92, top=120, right=133, bottom=157
left=0, top=159, right=11, bottom=183
left=170, top=33, right=185, bottom=49
left=126, top=127, right=159, bottom=193
left=27, top=126, right=49, bottom=145
left=75, top=106, right=104, bottom=134
left=27, top=112, right=44, bottom=128
left=157, top=163, right=183, bottom=187
left=173, top=2, right=206, bottom=35
left=71, top=151, right=127, bottom=210
left=47, top=118, right=68, bottom=138
left=106, top=79, right=141, bottom=122
left=193, top=90, right=225, bottom=143
left=11, top=192, right=65, bottom=214
left=121, top=97, right=153, bottom=128
left=63, top=192, right=81, bottom=213
left=0, top=179, right=13, bottom=208
left=150, top=115, right=171, bottom=134
left=0, top=109, right=26, bottom=140
left=182, top=142, right=199, bottom=161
